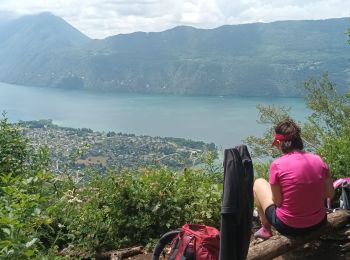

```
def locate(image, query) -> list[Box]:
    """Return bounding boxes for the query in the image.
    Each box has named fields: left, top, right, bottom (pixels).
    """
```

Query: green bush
left=0, top=116, right=57, bottom=259
left=317, top=132, right=350, bottom=179
left=52, top=167, right=223, bottom=256
left=0, top=116, right=28, bottom=177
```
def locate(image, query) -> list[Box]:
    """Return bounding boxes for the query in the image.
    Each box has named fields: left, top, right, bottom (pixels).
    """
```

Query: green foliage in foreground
left=245, top=74, right=350, bottom=179
left=0, top=116, right=58, bottom=259
left=53, top=167, right=222, bottom=256
left=0, top=116, right=223, bottom=258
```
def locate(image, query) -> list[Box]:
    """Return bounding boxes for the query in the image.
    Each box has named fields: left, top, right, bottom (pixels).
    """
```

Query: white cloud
left=0, top=0, right=349, bottom=38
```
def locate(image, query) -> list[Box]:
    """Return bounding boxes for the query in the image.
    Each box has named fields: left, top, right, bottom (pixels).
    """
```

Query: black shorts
left=265, top=205, right=327, bottom=236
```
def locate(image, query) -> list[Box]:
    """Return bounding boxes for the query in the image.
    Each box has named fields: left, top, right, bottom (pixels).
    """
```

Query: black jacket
left=219, top=145, right=254, bottom=260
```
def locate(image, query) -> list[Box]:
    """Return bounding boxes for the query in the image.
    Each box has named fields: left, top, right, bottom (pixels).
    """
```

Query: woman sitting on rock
left=253, top=118, right=335, bottom=239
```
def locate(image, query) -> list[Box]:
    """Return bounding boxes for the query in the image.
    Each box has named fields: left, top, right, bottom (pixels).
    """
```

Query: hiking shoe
left=254, top=226, right=272, bottom=240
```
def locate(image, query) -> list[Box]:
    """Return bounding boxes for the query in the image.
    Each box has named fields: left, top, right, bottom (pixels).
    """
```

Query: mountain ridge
left=0, top=13, right=349, bottom=96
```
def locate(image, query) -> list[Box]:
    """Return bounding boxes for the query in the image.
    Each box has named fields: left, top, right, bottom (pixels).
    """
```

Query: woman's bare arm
left=271, top=183, right=283, bottom=207
left=325, top=176, right=335, bottom=199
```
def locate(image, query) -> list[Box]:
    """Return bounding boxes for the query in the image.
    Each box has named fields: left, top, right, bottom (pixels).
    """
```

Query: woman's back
left=270, top=151, right=329, bottom=228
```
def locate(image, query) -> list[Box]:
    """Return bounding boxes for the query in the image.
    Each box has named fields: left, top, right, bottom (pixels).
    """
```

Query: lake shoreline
left=0, top=82, right=309, bottom=149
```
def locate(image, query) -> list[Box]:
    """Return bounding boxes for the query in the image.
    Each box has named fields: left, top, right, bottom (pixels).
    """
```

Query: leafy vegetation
left=0, top=116, right=56, bottom=258
left=52, top=166, right=222, bottom=256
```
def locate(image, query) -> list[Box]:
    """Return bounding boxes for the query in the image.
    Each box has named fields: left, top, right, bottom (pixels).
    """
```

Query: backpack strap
left=180, top=236, right=195, bottom=260
left=152, top=230, right=180, bottom=260
left=170, top=232, right=195, bottom=260
left=341, top=182, right=350, bottom=210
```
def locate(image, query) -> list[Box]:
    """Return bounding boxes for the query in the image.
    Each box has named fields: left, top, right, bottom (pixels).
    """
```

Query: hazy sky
left=0, top=0, right=349, bottom=39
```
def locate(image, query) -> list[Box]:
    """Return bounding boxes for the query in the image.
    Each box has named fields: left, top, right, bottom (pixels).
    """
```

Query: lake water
left=0, top=82, right=309, bottom=149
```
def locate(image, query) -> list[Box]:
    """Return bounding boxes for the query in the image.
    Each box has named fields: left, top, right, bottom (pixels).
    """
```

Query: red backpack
left=168, top=224, right=220, bottom=260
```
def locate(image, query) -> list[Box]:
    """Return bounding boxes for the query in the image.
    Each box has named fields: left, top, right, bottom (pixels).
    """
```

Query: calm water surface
left=0, top=82, right=309, bottom=149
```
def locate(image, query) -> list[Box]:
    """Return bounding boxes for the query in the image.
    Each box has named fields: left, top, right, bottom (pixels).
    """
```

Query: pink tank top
left=269, top=151, right=329, bottom=228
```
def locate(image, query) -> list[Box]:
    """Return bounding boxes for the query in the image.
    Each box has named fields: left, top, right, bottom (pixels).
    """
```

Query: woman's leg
left=253, top=178, right=274, bottom=227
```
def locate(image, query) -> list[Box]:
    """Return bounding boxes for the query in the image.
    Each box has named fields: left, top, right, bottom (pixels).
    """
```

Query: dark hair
left=275, top=118, right=304, bottom=154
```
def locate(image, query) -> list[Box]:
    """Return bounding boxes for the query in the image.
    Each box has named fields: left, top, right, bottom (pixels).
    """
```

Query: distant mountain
left=0, top=12, right=90, bottom=89
left=0, top=13, right=349, bottom=96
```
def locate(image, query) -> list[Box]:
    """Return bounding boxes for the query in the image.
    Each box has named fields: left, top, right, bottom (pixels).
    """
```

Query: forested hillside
left=0, top=13, right=349, bottom=96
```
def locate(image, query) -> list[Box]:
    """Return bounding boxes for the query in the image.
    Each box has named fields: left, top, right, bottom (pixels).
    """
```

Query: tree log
left=247, top=210, right=350, bottom=260
left=95, top=246, right=144, bottom=260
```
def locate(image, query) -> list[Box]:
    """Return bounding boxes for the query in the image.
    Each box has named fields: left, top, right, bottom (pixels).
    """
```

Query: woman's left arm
left=271, top=183, right=283, bottom=207
left=324, top=176, right=335, bottom=199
